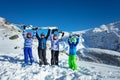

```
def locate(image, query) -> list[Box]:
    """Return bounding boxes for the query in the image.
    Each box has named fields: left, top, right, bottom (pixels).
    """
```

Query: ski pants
left=51, top=50, right=59, bottom=65
left=68, top=55, right=78, bottom=70
left=38, top=49, right=47, bottom=65
left=24, top=47, right=34, bottom=64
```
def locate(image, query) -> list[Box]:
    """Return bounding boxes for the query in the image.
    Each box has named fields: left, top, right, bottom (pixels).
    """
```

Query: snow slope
left=77, top=48, right=120, bottom=67
left=0, top=17, right=120, bottom=80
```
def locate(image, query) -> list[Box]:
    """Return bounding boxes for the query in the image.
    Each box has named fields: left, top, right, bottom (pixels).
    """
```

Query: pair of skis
left=9, top=22, right=57, bottom=30
left=19, top=24, right=57, bottom=30
left=22, top=25, right=58, bottom=30
left=9, top=23, right=80, bottom=37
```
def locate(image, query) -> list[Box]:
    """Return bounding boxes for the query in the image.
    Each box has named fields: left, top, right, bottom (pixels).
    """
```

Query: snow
left=82, top=22, right=120, bottom=51
left=0, top=17, right=120, bottom=80
left=77, top=48, right=120, bottom=66
left=0, top=17, right=5, bottom=24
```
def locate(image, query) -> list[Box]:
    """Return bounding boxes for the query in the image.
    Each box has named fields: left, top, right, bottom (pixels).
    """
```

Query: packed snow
left=0, top=17, right=120, bottom=80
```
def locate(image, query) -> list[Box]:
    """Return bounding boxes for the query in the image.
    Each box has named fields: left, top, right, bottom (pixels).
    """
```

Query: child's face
left=41, top=35, right=45, bottom=38
left=27, top=34, right=32, bottom=38
left=53, top=36, right=58, bottom=40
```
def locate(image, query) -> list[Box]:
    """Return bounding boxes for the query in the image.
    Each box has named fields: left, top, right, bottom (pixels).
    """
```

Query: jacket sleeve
left=50, top=34, right=54, bottom=41
left=58, top=38, right=62, bottom=42
left=36, top=31, right=40, bottom=40
left=75, top=38, right=79, bottom=46
left=45, top=29, right=50, bottom=40
left=57, top=33, right=63, bottom=42
left=32, top=30, right=36, bottom=39
left=68, top=38, right=71, bottom=46
left=22, top=30, right=26, bottom=39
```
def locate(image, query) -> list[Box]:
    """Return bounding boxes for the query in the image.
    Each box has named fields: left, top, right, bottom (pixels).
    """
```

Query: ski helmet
left=70, top=37, right=76, bottom=44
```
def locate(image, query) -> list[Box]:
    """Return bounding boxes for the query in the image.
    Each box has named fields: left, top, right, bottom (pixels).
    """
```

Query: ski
left=21, top=25, right=58, bottom=30
left=7, top=22, right=58, bottom=30
left=37, top=26, right=58, bottom=30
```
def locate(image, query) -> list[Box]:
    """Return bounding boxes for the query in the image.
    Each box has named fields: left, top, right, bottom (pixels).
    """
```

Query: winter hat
left=41, top=32, right=45, bottom=36
left=27, top=32, right=31, bottom=35
left=70, top=37, right=76, bottom=44
left=53, top=34, right=57, bottom=37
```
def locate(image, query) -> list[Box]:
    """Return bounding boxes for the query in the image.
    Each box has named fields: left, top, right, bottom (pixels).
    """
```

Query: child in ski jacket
left=50, top=29, right=64, bottom=65
left=36, top=29, right=50, bottom=66
left=22, top=26, right=36, bottom=65
left=68, top=35, right=79, bottom=70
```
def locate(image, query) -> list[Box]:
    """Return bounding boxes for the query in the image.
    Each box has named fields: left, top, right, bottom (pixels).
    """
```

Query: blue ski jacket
left=68, top=38, right=79, bottom=55
left=23, top=30, right=36, bottom=48
left=36, top=29, right=50, bottom=49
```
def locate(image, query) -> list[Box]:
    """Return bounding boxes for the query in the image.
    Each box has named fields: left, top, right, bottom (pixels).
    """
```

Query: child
left=50, top=29, right=64, bottom=66
left=22, top=25, right=37, bottom=66
left=68, top=35, right=79, bottom=70
left=36, top=29, right=50, bottom=66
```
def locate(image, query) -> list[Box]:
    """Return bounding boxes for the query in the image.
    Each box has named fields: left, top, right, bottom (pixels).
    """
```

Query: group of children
left=22, top=25, right=79, bottom=70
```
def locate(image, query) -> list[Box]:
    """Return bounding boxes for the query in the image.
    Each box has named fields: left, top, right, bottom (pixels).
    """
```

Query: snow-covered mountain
left=0, top=17, right=120, bottom=80
left=82, top=22, right=120, bottom=51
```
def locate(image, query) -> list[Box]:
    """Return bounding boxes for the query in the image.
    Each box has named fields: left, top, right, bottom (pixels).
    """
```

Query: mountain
left=82, top=21, right=120, bottom=51
left=0, top=17, right=120, bottom=80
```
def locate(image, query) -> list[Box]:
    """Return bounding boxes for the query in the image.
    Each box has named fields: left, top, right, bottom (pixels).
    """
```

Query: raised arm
left=68, top=38, right=71, bottom=46
left=32, top=30, right=37, bottom=39
left=36, top=31, right=40, bottom=40
left=75, top=38, right=79, bottom=46
left=45, top=29, right=50, bottom=40
left=58, top=32, right=64, bottom=42
left=22, top=30, right=26, bottom=39
left=32, top=27, right=38, bottom=39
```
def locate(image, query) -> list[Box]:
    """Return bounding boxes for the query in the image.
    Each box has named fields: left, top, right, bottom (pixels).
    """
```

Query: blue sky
left=0, top=0, right=120, bottom=32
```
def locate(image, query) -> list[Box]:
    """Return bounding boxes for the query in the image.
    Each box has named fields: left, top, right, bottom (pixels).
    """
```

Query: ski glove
left=52, top=29, right=58, bottom=34
left=62, top=32, right=64, bottom=37
left=23, top=25, right=27, bottom=30
left=32, top=27, right=38, bottom=30
left=54, top=29, right=58, bottom=32
left=76, top=34, right=80, bottom=37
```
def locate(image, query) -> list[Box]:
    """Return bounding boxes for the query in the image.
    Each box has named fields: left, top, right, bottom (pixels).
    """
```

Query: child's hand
left=32, top=27, right=38, bottom=31
left=76, top=34, right=80, bottom=37
left=52, top=29, right=58, bottom=34
left=23, top=25, right=27, bottom=30
left=54, top=29, right=58, bottom=32
left=62, top=32, right=64, bottom=37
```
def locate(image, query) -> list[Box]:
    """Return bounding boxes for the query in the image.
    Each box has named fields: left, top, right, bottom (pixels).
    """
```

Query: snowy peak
left=94, top=21, right=120, bottom=33
left=81, top=21, right=120, bottom=52
left=109, top=21, right=120, bottom=29
left=0, top=17, right=21, bottom=32
left=0, top=17, right=6, bottom=23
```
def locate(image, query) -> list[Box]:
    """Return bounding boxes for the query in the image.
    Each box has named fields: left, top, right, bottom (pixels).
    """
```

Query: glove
left=76, top=34, right=80, bottom=37
left=48, top=28, right=51, bottom=31
left=52, top=29, right=57, bottom=34
left=32, top=27, right=38, bottom=30
left=58, top=30, right=62, bottom=33
left=23, top=25, right=27, bottom=30
left=52, top=29, right=54, bottom=34
left=54, top=29, right=58, bottom=32
left=62, top=32, right=64, bottom=37
left=69, top=35, right=71, bottom=38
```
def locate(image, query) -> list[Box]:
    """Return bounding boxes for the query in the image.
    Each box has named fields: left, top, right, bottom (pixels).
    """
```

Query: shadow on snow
left=0, top=55, right=23, bottom=64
